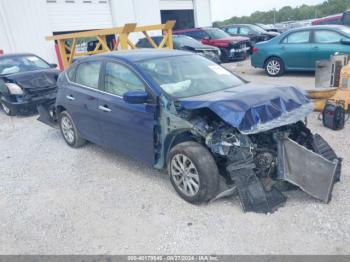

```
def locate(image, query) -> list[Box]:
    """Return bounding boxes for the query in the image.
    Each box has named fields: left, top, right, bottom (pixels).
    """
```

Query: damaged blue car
left=38, top=49, right=341, bottom=213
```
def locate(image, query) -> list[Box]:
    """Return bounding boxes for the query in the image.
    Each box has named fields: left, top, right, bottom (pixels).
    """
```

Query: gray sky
left=210, top=0, right=325, bottom=22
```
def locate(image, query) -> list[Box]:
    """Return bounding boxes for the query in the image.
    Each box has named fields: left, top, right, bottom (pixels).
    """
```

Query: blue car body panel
left=179, top=83, right=313, bottom=134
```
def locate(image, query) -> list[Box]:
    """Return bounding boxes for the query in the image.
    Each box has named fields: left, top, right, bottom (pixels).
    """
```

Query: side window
left=240, top=27, right=251, bottom=35
left=226, top=27, right=238, bottom=34
left=75, top=61, right=102, bottom=89
left=104, top=62, right=146, bottom=96
left=282, top=31, right=310, bottom=44
left=314, top=30, right=343, bottom=43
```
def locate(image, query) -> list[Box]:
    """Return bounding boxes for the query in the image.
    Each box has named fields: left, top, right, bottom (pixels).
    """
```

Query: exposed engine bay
left=183, top=109, right=342, bottom=213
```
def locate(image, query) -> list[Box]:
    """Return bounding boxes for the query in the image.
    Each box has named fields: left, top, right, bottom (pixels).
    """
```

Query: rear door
left=279, top=30, right=312, bottom=70
left=98, top=61, right=157, bottom=165
left=310, top=29, right=347, bottom=69
left=62, top=60, right=103, bottom=144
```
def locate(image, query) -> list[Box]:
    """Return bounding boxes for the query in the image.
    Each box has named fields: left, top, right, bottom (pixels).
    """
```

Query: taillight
left=252, top=47, right=258, bottom=54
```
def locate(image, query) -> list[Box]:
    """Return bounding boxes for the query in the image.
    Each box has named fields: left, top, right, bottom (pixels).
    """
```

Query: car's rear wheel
left=0, top=101, right=15, bottom=116
left=59, top=111, right=86, bottom=148
left=265, top=57, right=285, bottom=77
left=167, top=141, right=220, bottom=204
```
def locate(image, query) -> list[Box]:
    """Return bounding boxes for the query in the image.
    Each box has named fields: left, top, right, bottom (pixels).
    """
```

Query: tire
left=0, top=101, right=15, bottom=116
left=167, top=141, right=220, bottom=204
left=264, top=57, right=285, bottom=77
left=59, top=111, right=86, bottom=148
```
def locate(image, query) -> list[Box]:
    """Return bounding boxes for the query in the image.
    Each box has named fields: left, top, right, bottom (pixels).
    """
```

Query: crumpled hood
left=2, top=69, right=60, bottom=90
left=178, top=83, right=314, bottom=134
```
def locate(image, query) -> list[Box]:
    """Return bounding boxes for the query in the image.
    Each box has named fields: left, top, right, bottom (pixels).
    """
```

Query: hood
left=1, top=69, right=60, bottom=90
left=262, top=31, right=280, bottom=37
left=178, top=83, right=314, bottom=134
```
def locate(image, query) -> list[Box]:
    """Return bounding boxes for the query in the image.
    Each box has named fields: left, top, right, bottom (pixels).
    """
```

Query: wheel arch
left=263, top=55, right=285, bottom=68
left=161, top=130, right=197, bottom=169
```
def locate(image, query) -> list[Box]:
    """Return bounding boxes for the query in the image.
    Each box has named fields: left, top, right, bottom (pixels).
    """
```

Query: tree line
left=213, top=0, right=350, bottom=26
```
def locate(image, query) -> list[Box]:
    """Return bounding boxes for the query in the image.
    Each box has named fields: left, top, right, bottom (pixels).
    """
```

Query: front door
left=98, top=61, right=156, bottom=165
left=310, top=29, right=348, bottom=69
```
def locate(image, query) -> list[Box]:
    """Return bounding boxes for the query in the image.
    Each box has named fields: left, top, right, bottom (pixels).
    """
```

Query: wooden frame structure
left=46, top=20, right=176, bottom=69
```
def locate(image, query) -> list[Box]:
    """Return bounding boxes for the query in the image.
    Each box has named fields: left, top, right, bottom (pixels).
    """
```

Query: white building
left=0, top=0, right=212, bottom=63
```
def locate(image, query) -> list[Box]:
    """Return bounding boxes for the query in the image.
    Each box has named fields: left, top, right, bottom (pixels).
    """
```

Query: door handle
left=66, top=95, right=75, bottom=101
left=312, top=46, right=319, bottom=50
left=98, top=105, right=111, bottom=112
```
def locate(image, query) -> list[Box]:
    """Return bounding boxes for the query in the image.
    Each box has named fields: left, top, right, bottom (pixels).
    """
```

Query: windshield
left=137, top=55, right=244, bottom=98
left=0, top=55, right=50, bottom=75
left=205, top=28, right=230, bottom=39
left=174, top=35, right=202, bottom=47
left=249, top=24, right=268, bottom=33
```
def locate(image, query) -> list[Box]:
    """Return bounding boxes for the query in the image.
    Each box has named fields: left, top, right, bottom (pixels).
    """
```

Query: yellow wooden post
left=164, top=20, right=176, bottom=49
left=120, top=23, right=137, bottom=50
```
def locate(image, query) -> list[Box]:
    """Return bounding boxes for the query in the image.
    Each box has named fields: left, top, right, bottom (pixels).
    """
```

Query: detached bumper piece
left=227, top=162, right=287, bottom=214
left=37, top=100, right=57, bottom=128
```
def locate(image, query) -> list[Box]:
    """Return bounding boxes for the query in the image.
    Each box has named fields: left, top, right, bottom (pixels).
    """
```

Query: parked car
left=173, top=27, right=250, bottom=62
left=136, top=35, right=221, bottom=63
left=255, top=23, right=280, bottom=33
left=0, top=53, right=59, bottom=115
left=312, top=14, right=342, bottom=26
left=38, top=49, right=340, bottom=213
left=251, top=25, right=350, bottom=76
left=221, top=24, right=279, bottom=46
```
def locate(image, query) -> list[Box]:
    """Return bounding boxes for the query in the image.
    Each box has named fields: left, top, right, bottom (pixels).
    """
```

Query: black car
left=0, top=53, right=59, bottom=116
left=222, top=24, right=279, bottom=46
left=136, top=35, right=221, bottom=63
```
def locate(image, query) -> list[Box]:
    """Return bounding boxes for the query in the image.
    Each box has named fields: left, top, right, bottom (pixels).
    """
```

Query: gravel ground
left=0, top=60, right=349, bottom=255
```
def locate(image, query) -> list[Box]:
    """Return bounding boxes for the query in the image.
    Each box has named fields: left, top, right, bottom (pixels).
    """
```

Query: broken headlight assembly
left=5, top=83, right=24, bottom=95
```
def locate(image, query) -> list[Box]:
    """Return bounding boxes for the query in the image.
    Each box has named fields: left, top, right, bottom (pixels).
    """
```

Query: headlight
left=5, top=83, right=24, bottom=95
left=230, top=48, right=235, bottom=54
left=217, top=49, right=221, bottom=56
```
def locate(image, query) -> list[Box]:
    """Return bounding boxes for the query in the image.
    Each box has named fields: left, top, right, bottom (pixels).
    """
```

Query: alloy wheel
left=61, top=116, right=75, bottom=144
left=1, top=102, right=11, bottom=115
left=266, top=60, right=281, bottom=76
left=170, top=154, right=200, bottom=197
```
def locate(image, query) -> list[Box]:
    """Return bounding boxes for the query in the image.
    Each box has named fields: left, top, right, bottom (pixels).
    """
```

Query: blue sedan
left=251, top=25, right=350, bottom=76
left=38, top=49, right=340, bottom=213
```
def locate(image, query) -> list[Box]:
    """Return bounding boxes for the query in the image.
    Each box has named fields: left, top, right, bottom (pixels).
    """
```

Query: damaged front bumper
left=224, top=134, right=341, bottom=214
left=1, top=91, right=56, bottom=115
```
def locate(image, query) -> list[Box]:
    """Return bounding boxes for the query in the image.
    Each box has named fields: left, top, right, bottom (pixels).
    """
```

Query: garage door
left=159, top=0, right=193, bottom=10
left=45, top=0, right=113, bottom=32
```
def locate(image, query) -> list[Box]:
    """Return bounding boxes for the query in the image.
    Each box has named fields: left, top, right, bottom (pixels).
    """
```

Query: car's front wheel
left=265, top=57, right=285, bottom=77
left=59, top=111, right=86, bottom=148
left=0, top=101, right=15, bottom=116
left=167, top=141, right=220, bottom=204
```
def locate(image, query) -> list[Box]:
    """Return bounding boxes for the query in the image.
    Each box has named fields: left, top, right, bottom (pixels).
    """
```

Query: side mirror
left=49, top=63, right=58, bottom=68
left=123, top=90, right=149, bottom=104
left=341, top=38, right=350, bottom=45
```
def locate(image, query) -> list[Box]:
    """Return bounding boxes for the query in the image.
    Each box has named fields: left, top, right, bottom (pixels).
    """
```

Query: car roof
left=88, top=49, right=192, bottom=62
left=289, top=24, right=349, bottom=32
left=0, top=53, right=37, bottom=59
